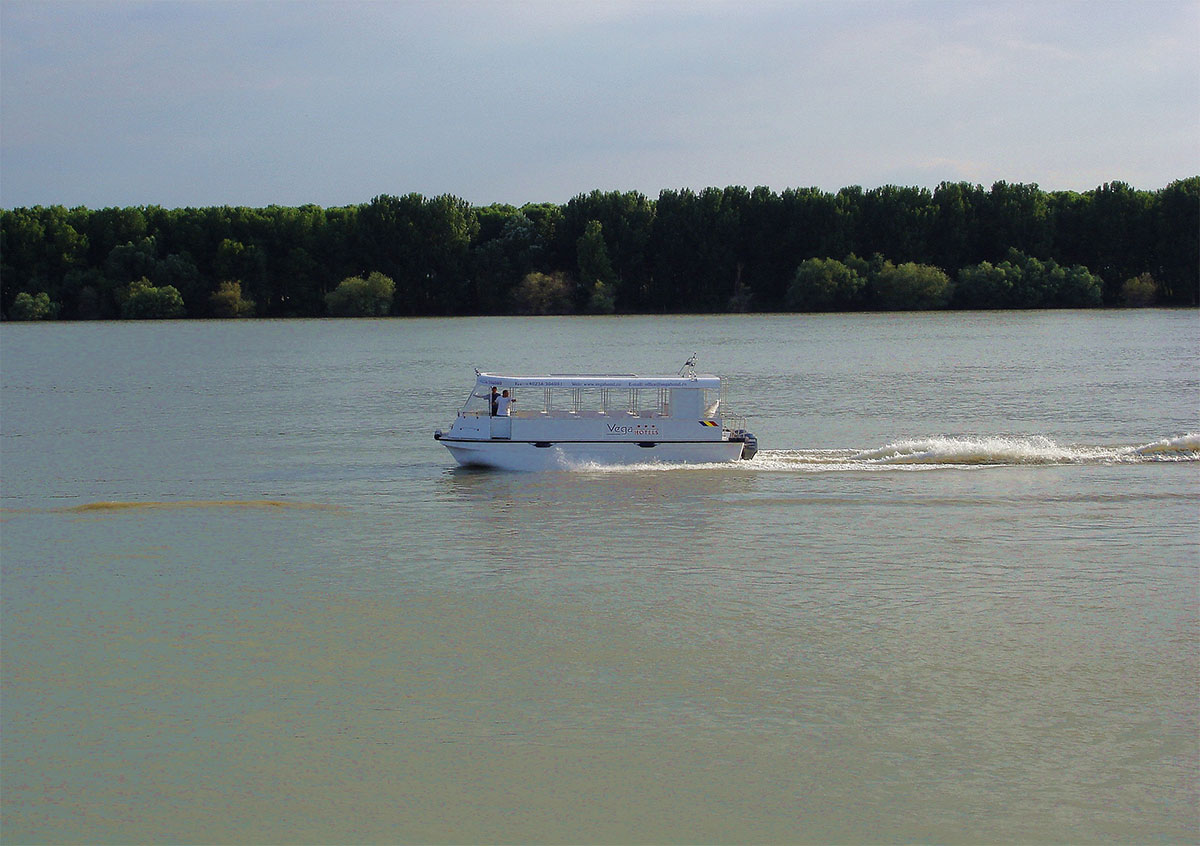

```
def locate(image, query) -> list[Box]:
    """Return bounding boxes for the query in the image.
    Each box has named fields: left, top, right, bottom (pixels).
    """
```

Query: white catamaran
left=434, top=361, right=757, bottom=471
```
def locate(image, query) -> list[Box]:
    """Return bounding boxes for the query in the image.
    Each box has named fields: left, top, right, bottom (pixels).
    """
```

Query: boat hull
left=438, top=438, right=747, bottom=471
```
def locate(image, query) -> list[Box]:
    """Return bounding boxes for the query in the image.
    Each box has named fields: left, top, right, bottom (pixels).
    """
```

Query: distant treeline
left=2, top=178, right=1196, bottom=320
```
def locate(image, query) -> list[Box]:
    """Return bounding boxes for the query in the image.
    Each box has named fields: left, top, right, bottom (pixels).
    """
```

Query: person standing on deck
left=496, top=390, right=515, bottom=417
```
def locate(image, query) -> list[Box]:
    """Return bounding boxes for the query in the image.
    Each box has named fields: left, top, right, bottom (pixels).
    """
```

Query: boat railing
left=725, top=413, right=747, bottom=432
left=462, top=408, right=668, bottom=420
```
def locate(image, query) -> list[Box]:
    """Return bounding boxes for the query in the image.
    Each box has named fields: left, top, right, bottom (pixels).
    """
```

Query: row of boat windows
left=466, top=387, right=719, bottom=417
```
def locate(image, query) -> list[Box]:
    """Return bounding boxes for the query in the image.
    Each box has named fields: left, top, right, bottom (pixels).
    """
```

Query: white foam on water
left=1133, top=432, right=1200, bottom=457
left=853, top=435, right=1106, bottom=466
left=564, top=434, right=1199, bottom=473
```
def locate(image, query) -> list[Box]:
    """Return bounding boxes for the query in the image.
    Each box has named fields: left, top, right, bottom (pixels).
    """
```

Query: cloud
left=2, top=0, right=1196, bottom=208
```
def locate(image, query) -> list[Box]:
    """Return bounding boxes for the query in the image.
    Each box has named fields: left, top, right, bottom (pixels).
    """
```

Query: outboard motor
left=731, top=429, right=758, bottom=460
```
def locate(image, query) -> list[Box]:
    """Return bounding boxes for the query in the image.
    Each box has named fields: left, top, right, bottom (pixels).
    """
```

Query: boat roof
left=476, top=372, right=721, bottom=389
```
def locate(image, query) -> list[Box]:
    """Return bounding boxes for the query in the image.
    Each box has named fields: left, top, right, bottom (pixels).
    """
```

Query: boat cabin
left=461, top=373, right=725, bottom=423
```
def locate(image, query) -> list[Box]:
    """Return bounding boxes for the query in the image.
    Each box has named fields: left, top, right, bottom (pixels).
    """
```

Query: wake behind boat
left=434, top=363, right=757, bottom=471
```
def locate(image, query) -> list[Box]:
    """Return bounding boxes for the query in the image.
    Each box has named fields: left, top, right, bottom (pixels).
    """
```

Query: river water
left=2, top=311, right=1197, bottom=844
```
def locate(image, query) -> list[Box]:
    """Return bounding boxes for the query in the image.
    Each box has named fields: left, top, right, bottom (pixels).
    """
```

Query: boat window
left=465, top=382, right=692, bottom=416
left=497, top=385, right=677, bottom=416
left=574, top=387, right=605, bottom=413
left=462, top=386, right=492, bottom=414
left=552, top=386, right=618, bottom=414
left=703, top=388, right=720, bottom=418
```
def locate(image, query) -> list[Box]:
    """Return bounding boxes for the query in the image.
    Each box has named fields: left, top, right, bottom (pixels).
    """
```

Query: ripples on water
left=563, top=433, right=1200, bottom=473
left=1, top=313, right=1197, bottom=844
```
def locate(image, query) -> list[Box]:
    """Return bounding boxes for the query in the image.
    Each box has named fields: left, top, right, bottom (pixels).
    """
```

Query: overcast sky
left=1, top=0, right=1196, bottom=209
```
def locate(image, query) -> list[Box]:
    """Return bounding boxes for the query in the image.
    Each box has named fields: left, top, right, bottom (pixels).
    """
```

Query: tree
left=1153, top=177, right=1200, bottom=304
left=931, top=182, right=985, bottom=273
left=470, top=211, right=548, bottom=314
left=727, top=263, right=753, bottom=313
left=0, top=177, right=1191, bottom=318
left=214, top=238, right=268, bottom=312
left=859, top=184, right=935, bottom=264
left=325, top=272, right=395, bottom=317
left=955, top=249, right=1102, bottom=309
left=276, top=247, right=324, bottom=316
left=648, top=188, right=705, bottom=311
left=1121, top=273, right=1157, bottom=307
left=105, top=237, right=159, bottom=285
left=413, top=194, right=479, bottom=314
left=561, top=191, right=654, bottom=309
left=154, top=252, right=204, bottom=315
left=871, top=262, right=953, bottom=310
left=955, top=260, right=1014, bottom=309
left=8, top=291, right=59, bottom=320
left=1046, top=263, right=1103, bottom=308
left=209, top=281, right=256, bottom=317
left=357, top=194, right=478, bottom=315
left=74, top=283, right=105, bottom=320
left=586, top=281, right=616, bottom=314
left=511, top=271, right=574, bottom=315
left=786, top=257, right=864, bottom=311
left=1086, top=181, right=1155, bottom=300
left=0, top=206, right=88, bottom=316
left=85, top=207, right=147, bottom=265
left=982, top=181, right=1051, bottom=259
left=648, top=187, right=744, bottom=312
left=577, top=220, right=618, bottom=313
left=120, top=278, right=185, bottom=319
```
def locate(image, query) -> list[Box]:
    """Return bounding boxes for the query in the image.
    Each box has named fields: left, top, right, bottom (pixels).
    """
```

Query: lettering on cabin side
left=606, top=423, right=660, bottom=437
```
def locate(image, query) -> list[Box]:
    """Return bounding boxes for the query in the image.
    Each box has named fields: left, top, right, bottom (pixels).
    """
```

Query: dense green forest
left=2, top=178, right=1196, bottom=320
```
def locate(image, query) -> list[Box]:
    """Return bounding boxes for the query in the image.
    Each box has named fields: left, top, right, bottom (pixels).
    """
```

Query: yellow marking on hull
left=65, top=500, right=344, bottom=513
left=0, top=501, right=347, bottom=516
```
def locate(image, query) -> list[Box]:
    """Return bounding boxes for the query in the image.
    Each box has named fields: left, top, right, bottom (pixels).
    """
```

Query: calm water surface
left=2, top=311, right=1197, bottom=843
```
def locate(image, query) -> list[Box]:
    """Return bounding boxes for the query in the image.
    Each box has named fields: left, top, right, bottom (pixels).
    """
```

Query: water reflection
left=4, top=313, right=1197, bottom=844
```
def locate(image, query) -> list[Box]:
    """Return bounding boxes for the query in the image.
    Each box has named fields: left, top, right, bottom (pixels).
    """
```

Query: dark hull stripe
left=437, top=438, right=732, bottom=445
